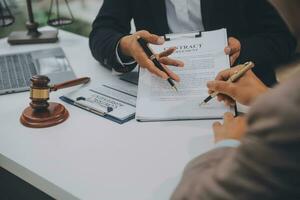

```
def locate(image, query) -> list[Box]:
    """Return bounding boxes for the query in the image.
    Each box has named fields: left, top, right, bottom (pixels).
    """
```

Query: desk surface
left=0, top=28, right=215, bottom=200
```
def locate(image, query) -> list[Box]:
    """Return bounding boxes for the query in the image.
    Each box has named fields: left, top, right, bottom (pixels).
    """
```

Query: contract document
left=136, top=29, right=235, bottom=122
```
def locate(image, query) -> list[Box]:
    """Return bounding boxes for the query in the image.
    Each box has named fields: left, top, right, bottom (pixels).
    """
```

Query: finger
left=159, top=57, right=184, bottom=67
left=215, top=68, right=234, bottom=81
left=230, top=52, right=240, bottom=66
left=224, top=47, right=231, bottom=55
left=215, top=65, right=243, bottom=81
left=207, top=80, right=237, bottom=98
left=213, top=122, right=222, bottom=141
left=136, top=50, right=179, bottom=81
left=135, top=53, right=168, bottom=79
left=213, top=121, right=222, bottom=132
left=224, top=112, right=234, bottom=123
left=162, top=64, right=180, bottom=82
left=230, top=57, right=234, bottom=66
left=228, top=37, right=241, bottom=54
left=136, top=30, right=164, bottom=45
left=146, top=61, right=169, bottom=80
left=159, top=47, right=177, bottom=57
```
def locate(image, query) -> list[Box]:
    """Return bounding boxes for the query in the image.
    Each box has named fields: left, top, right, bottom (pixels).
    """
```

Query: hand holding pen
left=136, top=36, right=181, bottom=91
left=201, top=62, right=269, bottom=106
left=118, top=31, right=184, bottom=82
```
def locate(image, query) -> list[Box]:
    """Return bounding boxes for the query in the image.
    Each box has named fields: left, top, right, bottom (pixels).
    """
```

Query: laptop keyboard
left=0, top=53, right=37, bottom=90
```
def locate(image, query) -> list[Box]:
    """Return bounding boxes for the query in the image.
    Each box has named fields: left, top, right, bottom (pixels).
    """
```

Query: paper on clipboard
left=136, top=29, right=235, bottom=122
left=61, top=80, right=137, bottom=124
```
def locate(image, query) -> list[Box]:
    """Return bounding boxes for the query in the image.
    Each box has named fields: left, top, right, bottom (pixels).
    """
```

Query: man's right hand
left=207, top=65, right=269, bottom=106
left=119, top=30, right=184, bottom=81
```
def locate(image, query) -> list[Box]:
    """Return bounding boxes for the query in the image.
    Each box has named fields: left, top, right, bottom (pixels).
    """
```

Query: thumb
left=207, top=80, right=236, bottom=98
left=228, top=37, right=241, bottom=54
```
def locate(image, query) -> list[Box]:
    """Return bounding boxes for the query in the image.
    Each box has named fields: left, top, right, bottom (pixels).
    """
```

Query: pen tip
left=199, top=102, right=206, bottom=106
left=173, top=86, right=178, bottom=92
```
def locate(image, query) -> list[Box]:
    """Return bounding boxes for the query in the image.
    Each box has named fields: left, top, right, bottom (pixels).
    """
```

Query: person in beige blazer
left=171, top=0, right=300, bottom=199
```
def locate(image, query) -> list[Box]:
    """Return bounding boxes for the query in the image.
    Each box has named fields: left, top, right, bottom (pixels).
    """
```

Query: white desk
left=0, top=28, right=215, bottom=200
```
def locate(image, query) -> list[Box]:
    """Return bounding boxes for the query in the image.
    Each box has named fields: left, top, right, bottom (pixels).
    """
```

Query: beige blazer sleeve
left=171, top=73, right=300, bottom=200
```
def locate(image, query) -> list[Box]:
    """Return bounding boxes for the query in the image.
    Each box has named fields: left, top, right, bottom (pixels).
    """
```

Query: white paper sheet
left=136, top=29, right=234, bottom=121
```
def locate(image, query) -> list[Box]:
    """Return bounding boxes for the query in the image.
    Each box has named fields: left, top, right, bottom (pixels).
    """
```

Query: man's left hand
left=224, top=37, right=241, bottom=66
left=213, top=112, right=247, bottom=143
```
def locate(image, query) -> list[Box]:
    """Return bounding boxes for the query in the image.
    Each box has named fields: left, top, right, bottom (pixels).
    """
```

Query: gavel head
left=30, top=75, right=51, bottom=110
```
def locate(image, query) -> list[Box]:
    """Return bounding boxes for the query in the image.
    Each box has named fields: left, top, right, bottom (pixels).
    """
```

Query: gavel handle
left=50, top=77, right=91, bottom=92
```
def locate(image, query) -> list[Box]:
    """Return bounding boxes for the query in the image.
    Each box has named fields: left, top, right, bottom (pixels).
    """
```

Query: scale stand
left=7, top=0, right=58, bottom=45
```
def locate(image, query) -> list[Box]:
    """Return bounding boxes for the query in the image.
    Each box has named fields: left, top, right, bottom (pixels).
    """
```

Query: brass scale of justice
left=20, top=75, right=90, bottom=128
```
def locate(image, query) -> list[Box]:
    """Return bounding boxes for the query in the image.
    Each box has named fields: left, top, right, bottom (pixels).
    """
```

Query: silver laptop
left=0, top=47, right=76, bottom=95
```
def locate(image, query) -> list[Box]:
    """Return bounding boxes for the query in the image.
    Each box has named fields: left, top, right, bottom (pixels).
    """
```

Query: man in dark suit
left=171, top=0, right=300, bottom=199
left=89, top=0, right=296, bottom=86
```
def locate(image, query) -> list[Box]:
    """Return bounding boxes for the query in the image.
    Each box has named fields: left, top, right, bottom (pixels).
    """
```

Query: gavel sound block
left=20, top=75, right=90, bottom=128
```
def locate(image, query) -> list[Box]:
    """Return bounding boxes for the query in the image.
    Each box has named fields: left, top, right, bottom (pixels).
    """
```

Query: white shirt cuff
left=115, top=41, right=136, bottom=67
left=214, top=139, right=241, bottom=149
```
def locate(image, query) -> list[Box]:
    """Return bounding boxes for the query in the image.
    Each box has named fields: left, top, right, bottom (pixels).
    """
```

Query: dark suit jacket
left=89, top=0, right=296, bottom=86
left=171, top=71, right=300, bottom=200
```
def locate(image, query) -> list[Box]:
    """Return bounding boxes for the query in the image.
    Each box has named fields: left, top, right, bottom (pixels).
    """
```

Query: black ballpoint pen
left=136, top=36, right=178, bottom=92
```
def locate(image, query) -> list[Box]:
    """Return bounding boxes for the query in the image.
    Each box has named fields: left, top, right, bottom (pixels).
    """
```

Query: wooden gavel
left=30, top=75, right=90, bottom=110
left=20, top=75, right=90, bottom=128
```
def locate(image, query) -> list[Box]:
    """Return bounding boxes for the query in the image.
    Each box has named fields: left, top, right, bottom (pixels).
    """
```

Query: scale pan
left=0, top=16, right=14, bottom=27
left=47, top=17, right=73, bottom=27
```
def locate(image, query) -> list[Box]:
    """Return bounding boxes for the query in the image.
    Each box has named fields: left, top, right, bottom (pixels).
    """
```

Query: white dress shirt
left=165, top=0, right=204, bottom=33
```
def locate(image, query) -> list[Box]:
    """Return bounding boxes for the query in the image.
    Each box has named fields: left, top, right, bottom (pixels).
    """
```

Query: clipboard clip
left=164, top=31, right=202, bottom=41
left=74, top=96, right=113, bottom=116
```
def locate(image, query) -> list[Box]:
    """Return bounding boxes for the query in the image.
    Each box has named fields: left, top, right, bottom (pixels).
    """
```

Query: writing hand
left=207, top=65, right=268, bottom=106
